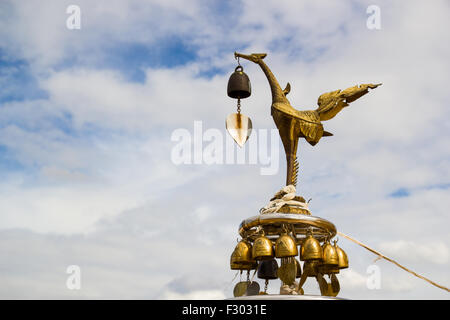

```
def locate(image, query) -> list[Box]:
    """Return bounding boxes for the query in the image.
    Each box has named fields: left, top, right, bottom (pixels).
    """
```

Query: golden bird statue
left=234, top=52, right=381, bottom=187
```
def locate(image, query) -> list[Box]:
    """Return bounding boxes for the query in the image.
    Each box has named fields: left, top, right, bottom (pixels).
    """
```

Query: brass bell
left=335, top=244, right=349, bottom=269
left=227, top=66, right=251, bottom=99
left=230, top=240, right=253, bottom=267
left=230, top=261, right=258, bottom=271
left=318, top=264, right=340, bottom=275
left=230, top=244, right=257, bottom=270
left=252, top=235, right=274, bottom=260
left=257, top=258, right=278, bottom=280
left=300, top=234, right=323, bottom=261
left=322, top=240, right=339, bottom=266
left=275, top=233, right=298, bottom=258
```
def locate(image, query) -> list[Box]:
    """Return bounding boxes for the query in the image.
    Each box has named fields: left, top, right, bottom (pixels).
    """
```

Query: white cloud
left=339, top=268, right=368, bottom=290
left=379, top=240, right=449, bottom=265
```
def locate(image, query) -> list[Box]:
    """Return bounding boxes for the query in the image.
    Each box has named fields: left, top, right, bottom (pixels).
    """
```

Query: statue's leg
left=331, top=274, right=340, bottom=294
left=272, top=107, right=301, bottom=187
left=297, top=272, right=308, bottom=293
left=316, top=273, right=328, bottom=296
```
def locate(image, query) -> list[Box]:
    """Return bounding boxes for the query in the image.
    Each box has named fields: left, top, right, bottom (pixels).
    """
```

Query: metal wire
left=338, top=231, right=450, bottom=293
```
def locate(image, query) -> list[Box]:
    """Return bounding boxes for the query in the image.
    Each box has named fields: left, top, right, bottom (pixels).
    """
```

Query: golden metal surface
left=225, top=51, right=378, bottom=297
left=317, top=273, right=328, bottom=295
left=275, top=233, right=298, bottom=258
left=235, top=52, right=380, bottom=187
left=233, top=282, right=249, bottom=297
left=322, top=241, right=339, bottom=266
left=336, top=245, right=349, bottom=269
left=230, top=261, right=257, bottom=271
left=277, top=258, right=297, bottom=285
left=239, top=213, right=336, bottom=242
left=330, top=274, right=340, bottom=294
left=230, top=240, right=253, bottom=265
left=318, top=265, right=340, bottom=275
left=277, top=205, right=310, bottom=215
left=295, top=259, right=302, bottom=278
left=300, top=234, right=323, bottom=261
left=252, top=235, right=274, bottom=260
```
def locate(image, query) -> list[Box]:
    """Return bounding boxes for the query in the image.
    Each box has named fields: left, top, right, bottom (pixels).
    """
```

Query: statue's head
left=234, top=52, right=267, bottom=63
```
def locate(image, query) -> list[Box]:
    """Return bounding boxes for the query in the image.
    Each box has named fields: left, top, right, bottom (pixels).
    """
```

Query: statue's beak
left=235, top=52, right=256, bottom=62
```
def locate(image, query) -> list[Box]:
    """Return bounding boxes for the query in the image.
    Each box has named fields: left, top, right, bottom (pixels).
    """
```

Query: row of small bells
left=230, top=230, right=349, bottom=297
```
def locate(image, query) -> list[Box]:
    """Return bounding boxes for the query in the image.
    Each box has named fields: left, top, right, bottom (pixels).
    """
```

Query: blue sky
left=0, top=51, right=48, bottom=102
left=0, top=0, right=449, bottom=299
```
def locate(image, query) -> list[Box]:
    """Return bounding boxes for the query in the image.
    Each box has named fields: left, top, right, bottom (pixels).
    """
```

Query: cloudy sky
left=0, top=0, right=449, bottom=299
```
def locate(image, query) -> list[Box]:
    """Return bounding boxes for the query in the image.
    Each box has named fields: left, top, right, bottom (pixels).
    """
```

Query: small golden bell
left=230, top=240, right=254, bottom=270
left=252, top=235, right=274, bottom=260
left=335, top=244, right=349, bottom=269
left=300, top=233, right=323, bottom=261
left=275, top=233, right=298, bottom=258
left=322, top=240, right=339, bottom=266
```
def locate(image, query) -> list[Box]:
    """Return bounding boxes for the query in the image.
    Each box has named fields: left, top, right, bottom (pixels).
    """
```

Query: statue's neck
left=257, top=60, right=289, bottom=105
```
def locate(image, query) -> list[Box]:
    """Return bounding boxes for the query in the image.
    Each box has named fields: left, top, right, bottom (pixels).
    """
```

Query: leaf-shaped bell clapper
left=252, top=235, right=274, bottom=260
left=300, top=233, right=323, bottom=261
left=275, top=233, right=298, bottom=258
left=322, top=240, right=339, bottom=267
left=335, top=244, right=349, bottom=269
left=227, top=66, right=251, bottom=99
left=257, top=258, right=279, bottom=280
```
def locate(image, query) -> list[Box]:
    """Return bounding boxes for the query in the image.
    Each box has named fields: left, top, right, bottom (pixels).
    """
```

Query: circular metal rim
left=228, top=294, right=347, bottom=300
left=239, top=213, right=336, bottom=242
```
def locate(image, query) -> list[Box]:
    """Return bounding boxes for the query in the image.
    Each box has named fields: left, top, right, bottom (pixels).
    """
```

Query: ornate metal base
left=239, top=212, right=336, bottom=243
left=277, top=204, right=311, bottom=215
left=229, top=294, right=346, bottom=300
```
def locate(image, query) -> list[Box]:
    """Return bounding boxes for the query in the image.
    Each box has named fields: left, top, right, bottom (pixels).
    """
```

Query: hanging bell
left=252, top=235, right=274, bottom=260
left=230, top=240, right=254, bottom=270
left=275, top=233, right=298, bottom=258
left=300, top=233, right=323, bottom=261
left=322, top=240, right=339, bottom=267
left=226, top=64, right=253, bottom=148
left=227, top=66, right=251, bottom=99
left=335, top=244, right=349, bottom=269
left=257, top=258, right=279, bottom=280
left=230, top=260, right=258, bottom=271
left=318, top=263, right=340, bottom=275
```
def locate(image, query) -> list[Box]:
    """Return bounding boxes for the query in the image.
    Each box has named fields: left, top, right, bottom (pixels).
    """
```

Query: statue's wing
left=316, top=83, right=381, bottom=121
left=296, top=110, right=324, bottom=146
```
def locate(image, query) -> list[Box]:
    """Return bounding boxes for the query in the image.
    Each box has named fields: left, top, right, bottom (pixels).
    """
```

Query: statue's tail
left=286, top=154, right=299, bottom=187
